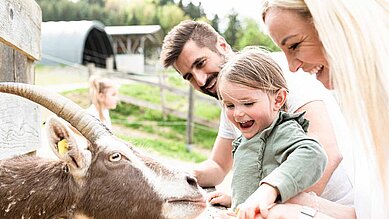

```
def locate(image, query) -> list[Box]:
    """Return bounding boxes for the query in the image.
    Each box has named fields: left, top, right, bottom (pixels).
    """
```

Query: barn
left=40, top=20, right=115, bottom=69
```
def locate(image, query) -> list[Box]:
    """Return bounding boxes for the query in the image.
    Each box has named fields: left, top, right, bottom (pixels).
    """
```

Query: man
left=160, top=20, right=353, bottom=205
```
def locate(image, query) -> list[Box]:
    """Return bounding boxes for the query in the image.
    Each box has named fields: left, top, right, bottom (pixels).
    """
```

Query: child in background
left=208, top=48, right=328, bottom=217
left=87, top=75, right=119, bottom=130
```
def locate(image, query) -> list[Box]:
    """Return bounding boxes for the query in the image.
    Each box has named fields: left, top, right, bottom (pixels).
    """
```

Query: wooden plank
left=111, top=72, right=219, bottom=105
left=0, top=0, right=42, bottom=60
left=0, top=43, right=35, bottom=83
left=0, top=93, right=41, bottom=160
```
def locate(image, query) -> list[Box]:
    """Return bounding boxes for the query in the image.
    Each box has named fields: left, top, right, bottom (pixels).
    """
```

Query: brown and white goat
left=0, top=82, right=206, bottom=219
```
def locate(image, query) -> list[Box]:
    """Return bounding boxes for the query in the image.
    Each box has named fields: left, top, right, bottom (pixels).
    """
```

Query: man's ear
left=216, top=36, right=231, bottom=53
left=274, top=88, right=288, bottom=111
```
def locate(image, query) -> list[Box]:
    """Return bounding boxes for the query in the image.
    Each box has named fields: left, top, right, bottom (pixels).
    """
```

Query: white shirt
left=86, top=104, right=112, bottom=130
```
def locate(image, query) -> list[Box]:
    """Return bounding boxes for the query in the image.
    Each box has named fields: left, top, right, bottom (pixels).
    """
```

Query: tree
left=126, top=0, right=158, bottom=25
left=177, top=0, right=184, bottom=10
left=85, top=0, right=105, bottom=6
left=211, top=14, right=220, bottom=33
left=237, top=18, right=261, bottom=49
left=223, top=10, right=242, bottom=50
left=182, top=1, right=206, bottom=19
left=158, top=4, right=189, bottom=34
left=158, top=0, right=175, bottom=6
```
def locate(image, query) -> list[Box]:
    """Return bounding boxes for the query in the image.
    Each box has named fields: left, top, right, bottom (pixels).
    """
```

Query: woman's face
left=264, top=8, right=332, bottom=89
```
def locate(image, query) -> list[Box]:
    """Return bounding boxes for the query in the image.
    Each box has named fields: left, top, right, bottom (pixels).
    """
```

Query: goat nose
left=186, top=174, right=199, bottom=188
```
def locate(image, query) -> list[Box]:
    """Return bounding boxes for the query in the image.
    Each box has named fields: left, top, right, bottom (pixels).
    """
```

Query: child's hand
left=236, top=183, right=278, bottom=219
left=207, top=190, right=232, bottom=207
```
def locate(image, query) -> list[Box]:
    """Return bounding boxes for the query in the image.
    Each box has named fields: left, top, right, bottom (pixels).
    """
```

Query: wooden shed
left=0, top=0, right=42, bottom=160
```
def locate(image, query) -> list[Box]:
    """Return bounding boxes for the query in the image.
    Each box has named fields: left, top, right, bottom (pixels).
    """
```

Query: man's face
left=173, top=40, right=227, bottom=99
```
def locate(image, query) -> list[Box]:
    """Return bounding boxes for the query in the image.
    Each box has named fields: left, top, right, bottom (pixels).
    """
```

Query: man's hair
left=160, top=20, right=220, bottom=68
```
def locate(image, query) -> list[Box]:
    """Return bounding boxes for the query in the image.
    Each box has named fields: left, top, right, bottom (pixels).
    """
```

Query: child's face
left=220, top=81, right=278, bottom=139
left=101, top=86, right=119, bottom=110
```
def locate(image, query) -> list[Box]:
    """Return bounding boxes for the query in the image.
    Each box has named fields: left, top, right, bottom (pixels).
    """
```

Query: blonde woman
left=88, top=76, right=119, bottom=130
left=258, top=0, right=389, bottom=218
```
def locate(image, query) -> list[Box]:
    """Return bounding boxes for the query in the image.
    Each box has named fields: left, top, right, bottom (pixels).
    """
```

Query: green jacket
left=231, top=111, right=327, bottom=209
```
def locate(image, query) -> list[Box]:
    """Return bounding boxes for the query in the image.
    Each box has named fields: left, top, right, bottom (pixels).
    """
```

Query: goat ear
left=46, top=116, right=91, bottom=177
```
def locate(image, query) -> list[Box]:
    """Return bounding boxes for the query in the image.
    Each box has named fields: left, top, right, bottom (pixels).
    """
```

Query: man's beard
left=199, top=52, right=228, bottom=100
left=200, top=72, right=219, bottom=99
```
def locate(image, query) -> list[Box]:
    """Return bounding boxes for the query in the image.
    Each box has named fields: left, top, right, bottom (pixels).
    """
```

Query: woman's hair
left=260, top=0, right=389, bottom=194
left=217, top=47, right=288, bottom=108
left=89, top=75, right=117, bottom=123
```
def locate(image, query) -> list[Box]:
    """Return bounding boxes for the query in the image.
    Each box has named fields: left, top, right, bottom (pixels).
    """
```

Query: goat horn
left=0, top=82, right=112, bottom=143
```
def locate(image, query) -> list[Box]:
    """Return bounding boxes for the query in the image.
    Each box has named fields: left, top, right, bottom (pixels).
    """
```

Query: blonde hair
left=261, top=0, right=389, bottom=195
left=217, top=47, right=288, bottom=107
left=89, top=75, right=118, bottom=123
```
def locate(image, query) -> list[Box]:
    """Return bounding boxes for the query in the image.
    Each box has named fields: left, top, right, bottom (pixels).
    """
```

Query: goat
left=0, top=82, right=206, bottom=219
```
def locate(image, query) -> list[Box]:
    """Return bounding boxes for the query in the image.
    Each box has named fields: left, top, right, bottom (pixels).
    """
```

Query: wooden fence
left=88, top=64, right=220, bottom=150
left=110, top=72, right=220, bottom=130
left=0, top=0, right=42, bottom=160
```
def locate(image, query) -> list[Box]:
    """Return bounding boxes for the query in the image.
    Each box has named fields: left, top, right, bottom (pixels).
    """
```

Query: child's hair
left=89, top=75, right=118, bottom=123
left=217, top=47, right=288, bottom=106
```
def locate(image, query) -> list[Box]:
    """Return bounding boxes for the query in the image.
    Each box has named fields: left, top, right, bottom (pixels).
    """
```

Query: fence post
left=159, top=71, right=168, bottom=120
left=0, top=0, right=42, bottom=160
left=186, top=85, right=194, bottom=152
left=106, top=56, right=114, bottom=73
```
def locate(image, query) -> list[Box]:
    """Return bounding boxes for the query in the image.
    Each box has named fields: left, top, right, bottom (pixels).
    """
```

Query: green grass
left=44, top=66, right=220, bottom=162
left=111, top=102, right=218, bottom=150
left=120, top=84, right=221, bottom=121
left=116, top=134, right=207, bottom=163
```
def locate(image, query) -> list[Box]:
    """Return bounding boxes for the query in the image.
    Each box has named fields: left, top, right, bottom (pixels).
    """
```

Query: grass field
left=36, top=65, right=218, bottom=163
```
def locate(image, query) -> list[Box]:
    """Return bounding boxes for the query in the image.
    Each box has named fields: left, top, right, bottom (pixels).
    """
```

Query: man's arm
left=296, top=100, right=343, bottom=195
left=192, top=136, right=234, bottom=187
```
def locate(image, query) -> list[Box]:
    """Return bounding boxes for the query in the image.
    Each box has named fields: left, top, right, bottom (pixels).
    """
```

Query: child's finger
left=206, top=191, right=222, bottom=202
left=209, top=195, right=226, bottom=205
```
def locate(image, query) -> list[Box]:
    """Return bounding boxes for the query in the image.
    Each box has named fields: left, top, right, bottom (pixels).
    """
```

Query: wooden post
left=106, top=56, right=114, bottom=73
left=186, top=85, right=194, bottom=152
left=0, top=0, right=42, bottom=160
left=159, top=71, right=168, bottom=120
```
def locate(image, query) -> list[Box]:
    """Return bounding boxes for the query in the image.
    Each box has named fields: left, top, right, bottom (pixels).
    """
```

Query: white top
left=218, top=70, right=354, bottom=206
left=352, top=131, right=389, bottom=219
left=86, top=104, right=112, bottom=130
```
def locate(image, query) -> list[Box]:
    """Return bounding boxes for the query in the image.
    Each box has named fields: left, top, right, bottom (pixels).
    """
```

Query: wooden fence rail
left=119, top=95, right=219, bottom=129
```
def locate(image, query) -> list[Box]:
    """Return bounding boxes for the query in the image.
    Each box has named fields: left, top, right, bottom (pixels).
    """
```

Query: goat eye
left=109, top=153, right=122, bottom=162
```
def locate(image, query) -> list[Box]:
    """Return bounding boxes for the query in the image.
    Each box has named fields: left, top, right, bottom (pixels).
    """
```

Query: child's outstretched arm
left=235, top=183, right=278, bottom=218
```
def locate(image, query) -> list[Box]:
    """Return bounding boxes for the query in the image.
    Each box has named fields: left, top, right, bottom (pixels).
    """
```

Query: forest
left=36, top=0, right=279, bottom=51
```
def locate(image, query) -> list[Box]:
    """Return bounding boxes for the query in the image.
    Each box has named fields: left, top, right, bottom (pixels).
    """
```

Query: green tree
left=158, top=4, right=189, bottom=34
left=158, top=0, right=175, bottom=6
left=211, top=14, right=220, bottom=33
left=126, top=0, right=158, bottom=25
left=223, top=10, right=242, bottom=50
left=84, top=0, right=105, bottom=7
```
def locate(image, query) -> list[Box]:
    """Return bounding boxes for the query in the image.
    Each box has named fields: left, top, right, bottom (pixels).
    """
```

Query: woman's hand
left=236, top=183, right=278, bottom=219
